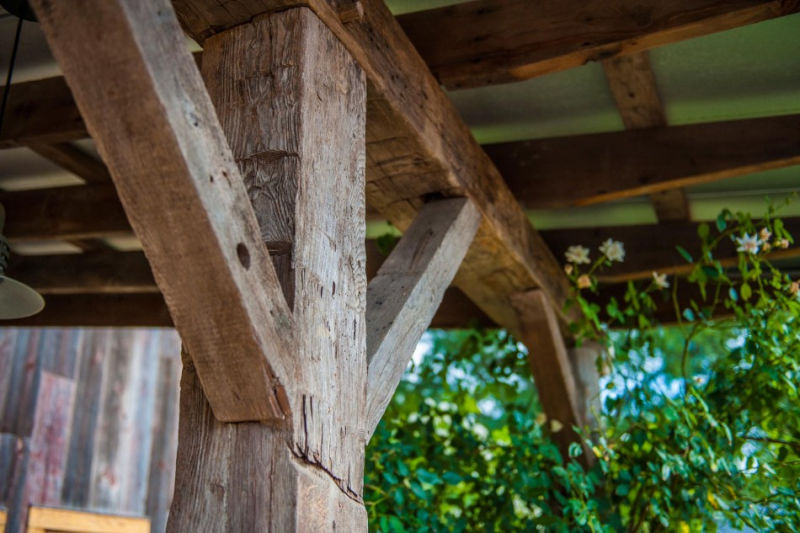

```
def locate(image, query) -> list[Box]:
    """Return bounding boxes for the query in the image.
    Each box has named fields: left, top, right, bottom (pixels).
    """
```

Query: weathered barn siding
left=0, top=328, right=180, bottom=533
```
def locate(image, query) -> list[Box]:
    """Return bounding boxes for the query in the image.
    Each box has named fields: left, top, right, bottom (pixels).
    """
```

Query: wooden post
left=167, top=8, right=368, bottom=531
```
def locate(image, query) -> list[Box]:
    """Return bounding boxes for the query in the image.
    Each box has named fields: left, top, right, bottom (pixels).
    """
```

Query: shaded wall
left=0, top=328, right=181, bottom=533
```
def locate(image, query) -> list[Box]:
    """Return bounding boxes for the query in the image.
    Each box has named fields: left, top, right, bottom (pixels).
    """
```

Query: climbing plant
left=366, top=205, right=800, bottom=532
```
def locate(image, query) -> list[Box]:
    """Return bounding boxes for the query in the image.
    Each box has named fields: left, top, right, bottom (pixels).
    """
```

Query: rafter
left=485, top=114, right=800, bottom=209
left=28, top=142, right=110, bottom=184
left=31, top=0, right=297, bottom=423
left=397, top=0, right=800, bottom=89
left=365, top=197, right=481, bottom=436
left=602, top=52, right=691, bottom=222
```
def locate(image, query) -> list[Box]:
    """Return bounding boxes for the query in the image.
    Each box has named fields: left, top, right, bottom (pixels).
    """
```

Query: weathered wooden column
left=167, top=9, right=368, bottom=531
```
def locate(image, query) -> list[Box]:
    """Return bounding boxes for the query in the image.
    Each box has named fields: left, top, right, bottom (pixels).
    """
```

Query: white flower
left=759, top=227, right=772, bottom=242
left=565, top=245, right=590, bottom=264
left=734, top=233, right=761, bottom=254
left=577, top=274, right=592, bottom=289
left=777, top=238, right=790, bottom=249
left=599, top=238, right=625, bottom=262
left=564, top=264, right=574, bottom=275
left=652, top=271, right=670, bottom=289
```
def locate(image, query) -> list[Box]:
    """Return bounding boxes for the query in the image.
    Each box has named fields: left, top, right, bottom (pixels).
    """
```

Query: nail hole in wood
left=237, top=243, right=250, bottom=269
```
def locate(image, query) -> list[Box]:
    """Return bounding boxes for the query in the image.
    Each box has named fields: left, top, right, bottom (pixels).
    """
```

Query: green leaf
left=676, top=246, right=693, bottom=263
left=697, top=223, right=710, bottom=241
left=741, top=283, right=752, bottom=301
left=683, top=308, right=695, bottom=322
left=728, top=287, right=738, bottom=302
left=716, top=213, right=727, bottom=232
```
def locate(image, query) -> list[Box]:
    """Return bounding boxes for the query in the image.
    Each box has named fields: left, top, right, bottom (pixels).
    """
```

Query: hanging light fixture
left=0, top=0, right=44, bottom=319
left=0, top=205, right=44, bottom=319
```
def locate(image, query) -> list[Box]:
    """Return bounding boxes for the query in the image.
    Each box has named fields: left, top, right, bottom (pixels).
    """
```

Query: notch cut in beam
left=397, top=0, right=800, bottom=89
left=366, top=197, right=481, bottom=437
left=31, top=0, right=296, bottom=422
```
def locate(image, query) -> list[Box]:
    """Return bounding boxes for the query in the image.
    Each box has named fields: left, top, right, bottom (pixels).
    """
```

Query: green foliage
left=367, top=205, right=800, bottom=531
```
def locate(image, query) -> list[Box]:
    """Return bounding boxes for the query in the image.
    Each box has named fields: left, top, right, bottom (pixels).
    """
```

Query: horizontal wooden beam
left=398, top=0, right=800, bottom=89
left=0, top=77, right=87, bottom=148
left=485, top=113, right=800, bottom=209
left=5, top=76, right=798, bottom=213
left=28, top=143, right=111, bottom=183
left=542, top=219, right=800, bottom=283
left=8, top=251, right=156, bottom=294
left=0, top=288, right=493, bottom=330
left=6, top=183, right=799, bottom=284
left=366, top=197, right=480, bottom=437
left=2, top=185, right=131, bottom=241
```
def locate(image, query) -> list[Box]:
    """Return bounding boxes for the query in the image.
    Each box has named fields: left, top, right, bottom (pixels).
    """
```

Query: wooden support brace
left=512, top=289, right=597, bottom=461
left=365, top=197, right=481, bottom=437
left=30, top=0, right=297, bottom=423
left=27, top=143, right=111, bottom=184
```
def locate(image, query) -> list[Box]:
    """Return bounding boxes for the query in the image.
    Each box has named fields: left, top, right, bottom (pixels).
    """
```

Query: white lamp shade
left=0, top=276, right=45, bottom=319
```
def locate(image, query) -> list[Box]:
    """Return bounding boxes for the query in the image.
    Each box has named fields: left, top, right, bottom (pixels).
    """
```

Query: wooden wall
left=0, top=328, right=181, bottom=533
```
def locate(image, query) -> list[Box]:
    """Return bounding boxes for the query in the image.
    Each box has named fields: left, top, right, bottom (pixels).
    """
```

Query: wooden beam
left=28, top=143, right=111, bottom=184
left=0, top=293, right=174, bottom=328
left=1, top=185, right=130, bottom=241
left=170, top=0, right=572, bottom=339
left=397, top=0, right=800, bottom=89
left=512, top=290, right=590, bottom=459
left=169, top=8, right=368, bottom=531
left=0, top=77, right=86, bottom=148
left=8, top=251, right=156, bottom=294
left=31, top=0, right=297, bottom=423
left=365, top=197, right=480, bottom=437
left=484, top=114, right=800, bottom=209
left=602, top=52, right=666, bottom=130
left=602, top=52, right=691, bottom=222
left=0, top=288, right=493, bottom=330
left=542, top=219, right=800, bottom=283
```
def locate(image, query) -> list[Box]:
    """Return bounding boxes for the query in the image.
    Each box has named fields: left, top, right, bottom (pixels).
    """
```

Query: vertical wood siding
left=0, top=328, right=180, bottom=533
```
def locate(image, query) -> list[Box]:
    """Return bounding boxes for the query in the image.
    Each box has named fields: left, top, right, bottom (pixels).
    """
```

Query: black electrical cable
left=0, top=16, right=23, bottom=137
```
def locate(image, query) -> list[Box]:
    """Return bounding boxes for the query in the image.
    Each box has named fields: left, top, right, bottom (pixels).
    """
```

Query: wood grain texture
left=169, top=9, right=368, bottom=530
left=484, top=114, right=800, bottom=209
left=511, top=290, right=590, bottom=460
left=171, top=0, right=573, bottom=340
left=31, top=0, right=297, bottom=422
left=398, top=0, right=800, bottom=89
left=365, top=198, right=480, bottom=436
left=28, top=143, right=111, bottom=184
left=602, top=51, right=690, bottom=221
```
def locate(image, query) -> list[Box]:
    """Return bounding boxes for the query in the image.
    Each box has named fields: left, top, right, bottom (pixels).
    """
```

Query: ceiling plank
left=31, top=0, right=299, bottom=423
left=397, top=0, right=800, bottom=89
left=602, top=51, right=691, bottom=222
left=485, top=113, right=800, bottom=208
